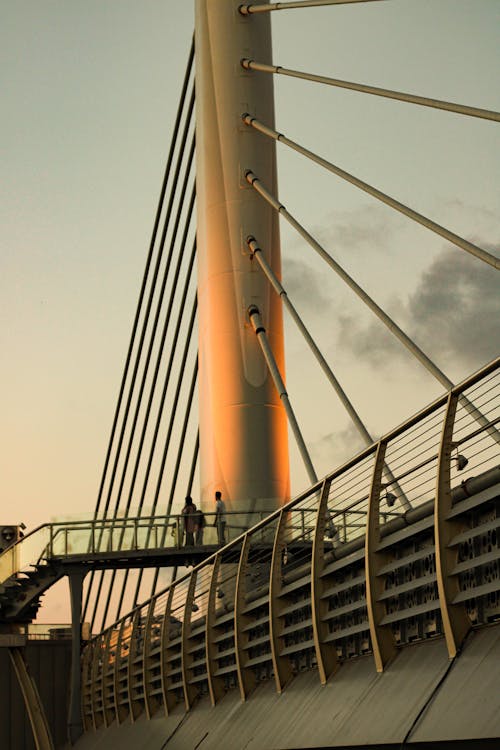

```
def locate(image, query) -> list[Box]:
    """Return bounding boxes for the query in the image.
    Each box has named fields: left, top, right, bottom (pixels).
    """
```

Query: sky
left=1, top=0, right=499, bottom=621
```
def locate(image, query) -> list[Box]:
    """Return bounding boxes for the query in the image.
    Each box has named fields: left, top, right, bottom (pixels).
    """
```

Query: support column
left=195, top=0, right=290, bottom=514
left=365, top=441, right=397, bottom=672
left=68, top=570, right=85, bottom=744
left=435, top=391, right=471, bottom=657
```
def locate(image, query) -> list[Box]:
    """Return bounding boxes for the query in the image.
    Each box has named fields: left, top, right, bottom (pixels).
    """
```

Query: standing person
left=213, top=490, right=226, bottom=545
left=181, top=496, right=197, bottom=546
left=193, top=507, right=206, bottom=546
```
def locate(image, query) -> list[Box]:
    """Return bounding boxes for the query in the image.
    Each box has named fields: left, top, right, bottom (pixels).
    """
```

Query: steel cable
left=98, top=188, right=196, bottom=629
left=86, top=87, right=195, bottom=629
left=82, top=42, right=195, bottom=623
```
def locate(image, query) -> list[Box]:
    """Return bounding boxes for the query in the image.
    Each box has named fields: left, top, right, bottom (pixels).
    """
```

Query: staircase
left=0, top=560, right=63, bottom=623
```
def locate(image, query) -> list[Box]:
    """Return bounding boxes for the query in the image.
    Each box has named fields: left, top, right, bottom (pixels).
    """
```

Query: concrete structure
left=0, top=636, right=71, bottom=750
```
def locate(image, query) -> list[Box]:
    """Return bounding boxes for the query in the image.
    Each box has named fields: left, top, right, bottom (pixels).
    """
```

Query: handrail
left=0, top=510, right=268, bottom=587
left=92, top=356, right=499, bottom=639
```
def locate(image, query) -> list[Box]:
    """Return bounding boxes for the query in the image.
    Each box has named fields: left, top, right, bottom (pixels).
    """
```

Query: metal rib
left=243, top=114, right=500, bottom=270
left=242, top=59, right=500, bottom=123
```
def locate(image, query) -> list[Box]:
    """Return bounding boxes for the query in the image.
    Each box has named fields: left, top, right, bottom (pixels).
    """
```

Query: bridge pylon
left=195, top=0, right=290, bottom=514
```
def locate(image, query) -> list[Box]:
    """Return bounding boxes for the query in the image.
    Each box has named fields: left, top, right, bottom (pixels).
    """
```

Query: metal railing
left=0, top=511, right=269, bottom=587
left=81, top=358, right=499, bottom=729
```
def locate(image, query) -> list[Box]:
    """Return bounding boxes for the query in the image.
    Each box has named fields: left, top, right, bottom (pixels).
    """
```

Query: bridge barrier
left=81, top=358, right=499, bottom=728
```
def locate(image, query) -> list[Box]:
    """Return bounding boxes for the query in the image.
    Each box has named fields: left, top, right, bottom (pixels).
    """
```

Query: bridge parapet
left=81, top=358, right=500, bottom=728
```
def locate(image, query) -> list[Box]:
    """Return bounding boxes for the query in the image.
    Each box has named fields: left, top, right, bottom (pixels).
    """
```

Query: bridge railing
left=81, top=358, right=499, bottom=725
left=0, top=511, right=267, bottom=587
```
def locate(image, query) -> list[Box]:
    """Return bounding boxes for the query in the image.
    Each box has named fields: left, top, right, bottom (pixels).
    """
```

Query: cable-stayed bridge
left=1, top=2, right=499, bottom=749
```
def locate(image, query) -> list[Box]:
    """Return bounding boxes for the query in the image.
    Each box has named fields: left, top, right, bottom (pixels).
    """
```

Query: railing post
left=365, top=440, right=397, bottom=672
left=311, top=479, right=339, bottom=684
left=143, top=597, right=159, bottom=719
left=89, top=633, right=103, bottom=730
left=206, top=553, right=224, bottom=705
left=113, top=619, right=127, bottom=725
left=269, top=508, right=294, bottom=694
left=181, top=571, right=198, bottom=710
left=127, top=610, right=142, bottom=722
left=101, top=628, right=114, bottom=729
left=435, top=390, right=471, bottom=657
left=160, top=587, right=176, bottom=715
left=234, top=534, right=257, bottom=701
left=81, top=644, right=93, bottom=732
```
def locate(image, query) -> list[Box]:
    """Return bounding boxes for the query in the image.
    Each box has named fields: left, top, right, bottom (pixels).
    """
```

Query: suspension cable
left=82, top=47, right=195, bottom=624
left=148, top=358, right=199, bottom=602
left=106, top=200, right=197, bottom=625
left=186, top=430, right=200, bottom=499
left=152, top=296, right=199, bottom=516
left=248, top=236, right=371, bottom=443
left=241, top=60, right=500, bottom=123
left=162, top=358, right=199, bottom=523
left=247, top=236, right=410, bottom=510
left=91, top=146, right=196, bottom=631
left=161, top=429, right=200, bottom=597
left=135, top=238, right=197, bottom=519
left=113, top=170, right=196, bottom=525
left=248, top=305, right=318, bottom=485
left=92, top=38, right=195, bottom=524
left=106, top=291, right=197, bottom=629
left=244, top=170, right=500, bottom=446
left=119, top=281, right=197, bottom=613
left=242, top=115, right=500, bottom=270
left=108, top=298, right=199, bottom=628
left=239, top=0, right=387, bottom=14
left=124, top=247, right=197, bottom=613
left=93, top=86, right=194, bottom=533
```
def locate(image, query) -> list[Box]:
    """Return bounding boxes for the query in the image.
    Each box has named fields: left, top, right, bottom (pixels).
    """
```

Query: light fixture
left=192, top=603, right=199, bottom=612
left=385, top=492, right=397, bottom=508
left=455, top=451, right=468, bottom=471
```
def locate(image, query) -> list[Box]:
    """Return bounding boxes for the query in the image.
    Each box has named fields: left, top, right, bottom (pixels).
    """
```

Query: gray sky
left=1, top=1, right=499, bottom=620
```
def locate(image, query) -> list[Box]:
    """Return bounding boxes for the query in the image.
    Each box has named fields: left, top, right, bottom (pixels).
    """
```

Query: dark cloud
left=311, top=423, right=367, bottom=472
left=337, top=309, right=403, bottom=366
left=282, top=204, right=399, bottom=317
left=316, top=204, right=400, bottom=255
left=282, top=257, right=333, bottom=314
left=408, top=247, right=500, bottom=367
left=337, top=245, right=500, bottom=371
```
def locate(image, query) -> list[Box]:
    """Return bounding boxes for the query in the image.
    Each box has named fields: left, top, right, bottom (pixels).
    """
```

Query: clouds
left=337, top=245, right=500, bottom=371
left=409, top=246, right=500, bottom=365
left=282, top=257, right=333, bottom=314
left=315, top=204, right=402, bottom=256
left=310, top=422, right=368, bottom=474
left=282, top=204, right=402, bottom=317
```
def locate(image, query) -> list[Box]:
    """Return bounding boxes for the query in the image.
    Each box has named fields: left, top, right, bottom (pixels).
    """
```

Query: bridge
left=0, top=511, right=272, bottom=621
left=1, top=1, right=499, bottom=750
